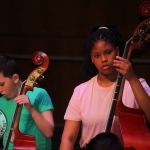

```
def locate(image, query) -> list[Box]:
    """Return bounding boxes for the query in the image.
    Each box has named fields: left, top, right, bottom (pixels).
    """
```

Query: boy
left=0, top=55, right=54, bottom=150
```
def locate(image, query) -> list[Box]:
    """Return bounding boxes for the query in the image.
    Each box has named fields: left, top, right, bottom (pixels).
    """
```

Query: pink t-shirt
left=64, top=75, right=150, bottom=148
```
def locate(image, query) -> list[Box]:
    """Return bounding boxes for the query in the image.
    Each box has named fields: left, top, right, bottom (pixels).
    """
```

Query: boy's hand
left=14, top=95, right=33, bottom=112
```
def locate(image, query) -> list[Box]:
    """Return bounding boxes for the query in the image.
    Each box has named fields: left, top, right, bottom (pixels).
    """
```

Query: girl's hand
left=113, top=56, right=136, bottom=81
left=14, top=95, right=33, bottom=112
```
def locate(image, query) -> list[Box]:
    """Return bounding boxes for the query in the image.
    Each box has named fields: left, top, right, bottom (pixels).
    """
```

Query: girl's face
left=91, top=40, right=119, bottom=75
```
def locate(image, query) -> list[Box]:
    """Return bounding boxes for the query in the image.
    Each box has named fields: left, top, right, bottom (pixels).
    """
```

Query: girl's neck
left=97, top=72, right=118, bottom=87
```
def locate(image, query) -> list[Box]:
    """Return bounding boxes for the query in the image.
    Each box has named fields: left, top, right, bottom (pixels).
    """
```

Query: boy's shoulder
left=27, top=86, right=47, bottom=95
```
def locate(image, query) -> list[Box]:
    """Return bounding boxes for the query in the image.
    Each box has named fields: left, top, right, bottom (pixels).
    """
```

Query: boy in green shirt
left=0, top=55, right=54, bottom=150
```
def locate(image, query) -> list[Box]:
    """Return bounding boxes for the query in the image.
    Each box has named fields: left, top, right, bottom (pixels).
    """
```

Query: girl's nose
left=101, top=55, right=107, bottom=62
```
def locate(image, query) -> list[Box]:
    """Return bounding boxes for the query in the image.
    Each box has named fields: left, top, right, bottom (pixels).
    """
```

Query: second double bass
left=105, top=1, right=150, bottom=149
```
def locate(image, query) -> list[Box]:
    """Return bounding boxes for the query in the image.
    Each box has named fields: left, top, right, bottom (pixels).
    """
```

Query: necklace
left=99, top=83, right=116, bottom=100
left=100, top=95, right=105, bottom=100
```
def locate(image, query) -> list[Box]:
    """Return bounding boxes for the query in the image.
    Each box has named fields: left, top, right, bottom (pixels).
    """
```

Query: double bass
left=4, top=51, right=49, bottom=150
left=105, top=1, right=150, bottom=150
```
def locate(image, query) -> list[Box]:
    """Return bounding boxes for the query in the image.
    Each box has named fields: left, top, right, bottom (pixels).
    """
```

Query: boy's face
left=0, top=72, right=18, bottom=99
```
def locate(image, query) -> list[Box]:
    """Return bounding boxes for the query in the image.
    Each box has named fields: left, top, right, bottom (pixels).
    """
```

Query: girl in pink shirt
left=60, top=23, right=150, bottom=150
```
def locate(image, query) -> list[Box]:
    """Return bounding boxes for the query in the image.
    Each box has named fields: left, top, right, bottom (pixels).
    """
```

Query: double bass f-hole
left=4, top=51, right=49, bottom=150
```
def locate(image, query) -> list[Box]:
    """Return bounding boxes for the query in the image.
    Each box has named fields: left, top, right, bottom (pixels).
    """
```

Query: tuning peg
left=40, top=75, right=45, bottom=79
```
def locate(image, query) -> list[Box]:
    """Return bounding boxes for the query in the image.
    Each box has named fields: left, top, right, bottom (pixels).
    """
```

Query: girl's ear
left=12, top=74, right=19, bottom=83
left=90, top=54, right=94, bottom=63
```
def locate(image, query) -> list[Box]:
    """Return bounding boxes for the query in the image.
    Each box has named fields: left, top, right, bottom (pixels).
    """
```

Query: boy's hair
left=86, top=132, right=124, bottom=150
left=0, top=55, right=20, bottom=78
left=82, top=23, right=125, bottom=81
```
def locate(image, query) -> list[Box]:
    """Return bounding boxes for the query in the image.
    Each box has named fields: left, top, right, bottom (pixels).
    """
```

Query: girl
left=60, top=23, right=150, bottom=150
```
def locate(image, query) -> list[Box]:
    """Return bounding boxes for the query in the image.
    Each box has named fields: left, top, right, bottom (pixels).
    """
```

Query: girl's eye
left=105, top=51, right=111, bottom=55
left=94, top=54, right=100, bottom=58
left=0, top=83, right=4, bottom=86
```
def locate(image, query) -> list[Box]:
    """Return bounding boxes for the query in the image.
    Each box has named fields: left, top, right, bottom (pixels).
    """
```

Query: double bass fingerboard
left=104, top=37, right=132, bottom=132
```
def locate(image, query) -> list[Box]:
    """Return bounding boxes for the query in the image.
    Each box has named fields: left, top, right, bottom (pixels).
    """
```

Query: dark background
left=0, top=0, right=150, bottom=149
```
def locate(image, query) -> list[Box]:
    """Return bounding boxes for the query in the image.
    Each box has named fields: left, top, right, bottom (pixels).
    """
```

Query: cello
left=104, top=1, right=150, bottom=150
left=3, top=51, right=49, bottom=150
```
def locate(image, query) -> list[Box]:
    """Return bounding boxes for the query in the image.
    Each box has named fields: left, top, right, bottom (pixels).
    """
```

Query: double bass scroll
left=139, top=1, right=150, bottom=17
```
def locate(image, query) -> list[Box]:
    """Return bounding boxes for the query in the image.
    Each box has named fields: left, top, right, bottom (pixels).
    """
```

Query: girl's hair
left=82, top=23, right=125, bottom=81
left=0, top=55, right=20, bottom=78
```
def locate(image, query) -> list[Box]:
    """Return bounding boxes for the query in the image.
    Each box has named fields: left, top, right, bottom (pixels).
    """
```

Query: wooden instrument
left=105, top=1, right=150, bottom=150
left=4, top=51, right=49, bottom=150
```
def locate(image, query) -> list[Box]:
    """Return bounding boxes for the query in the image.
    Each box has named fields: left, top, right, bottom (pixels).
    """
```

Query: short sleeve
left=27, top=87, right=54, bottom=113
left=140, top=78, right=150, bottom=96
left=123, top=78, right=150, bottom=108
left=37, top=88, right=54, bottom=112
left=64, top=87, right=81, bottom=121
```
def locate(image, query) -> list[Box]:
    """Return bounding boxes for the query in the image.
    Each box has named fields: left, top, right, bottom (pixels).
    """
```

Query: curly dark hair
left=86, top=132, right=124, bottom=150
left=82, top=23, right=125, bottom=82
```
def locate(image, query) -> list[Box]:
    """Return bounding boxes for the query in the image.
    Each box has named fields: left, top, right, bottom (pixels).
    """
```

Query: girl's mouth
left=102, top=65, right=109, bottom=70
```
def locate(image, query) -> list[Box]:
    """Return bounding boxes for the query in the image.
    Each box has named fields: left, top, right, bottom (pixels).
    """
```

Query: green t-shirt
left=0, top=87, right=54, bottom=150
